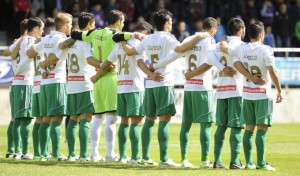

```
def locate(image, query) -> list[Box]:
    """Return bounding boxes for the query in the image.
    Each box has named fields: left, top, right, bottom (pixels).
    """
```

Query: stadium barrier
left=1, top=47, right=300, bottom=125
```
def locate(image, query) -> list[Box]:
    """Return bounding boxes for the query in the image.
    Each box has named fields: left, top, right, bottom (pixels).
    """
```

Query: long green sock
left=158, top=121, right=170, bottom=162
left=118, top=123, right=129, bottom=159
left=256, top=129, right=267, bottom=167
left=130, top=123, right=141, bottom=160
left=32, top=122, right=41, bottom=157
left=67, top=119, right=78, bottom=157
left=214, top=126, right=227, bottom=163
left=243, top=130, right=254, bottom=165
left=142, top=119, right=154, bottom=160
left=50, top=121, right=62, bottom=157
left=230, top=127, right=242, bottom=164
left=21, top=118, right=32, bottom=154
left=180, top=122, right=192, bottom=161
left=79, top=119, right=90, bottom=158
left=7, top=121, right=14, bottom=153
left=200, top=122, right=212, bottom=161
left=13, top=119, right=21, bottom=153
left=39, top=122, right=50, bottom=157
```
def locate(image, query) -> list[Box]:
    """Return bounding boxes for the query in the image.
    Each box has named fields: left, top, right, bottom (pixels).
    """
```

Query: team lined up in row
left=4, top=9, right=282, bottom=170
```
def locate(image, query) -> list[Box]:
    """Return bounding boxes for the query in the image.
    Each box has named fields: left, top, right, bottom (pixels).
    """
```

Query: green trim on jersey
left=67, top=91, right=95, bottom=116
left=216, top=97, right=245, bottom=128
left=117, top=92, right=145, bottom=117
left=242, top=99, right=273, bottom=126
left=11, top=85, right=33, bottom=118
left=182, top=90, right=214, bottom=123
left=143, top=86, right=176, bottom=118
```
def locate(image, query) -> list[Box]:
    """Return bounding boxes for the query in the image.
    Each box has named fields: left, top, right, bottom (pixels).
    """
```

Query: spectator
left=242, top=0, right=259, bottom=25
left=128, top=16, right=145, bottom=31
left=293, top=20, right=300, bottom=56
left=91, top=3, right=105, bottom=28
left=29, top=0, right=44, bottom=16
left=273, top=3, right=291, bottom=49
left=190, top=18, right=203, bottom=34
left=260, top=0, right=275, bottom=25
left=264, top=25, right=276, bottom=47
left=36, top=8, right=46, bottom=21
left=173, top=20, right=190, bottom=42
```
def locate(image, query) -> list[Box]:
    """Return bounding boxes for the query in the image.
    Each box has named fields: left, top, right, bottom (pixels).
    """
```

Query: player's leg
left=104, top=112, right=118, bottom=161
left=213, top=99, right=228, bottom=168
left=180, top=91, right=193, bottom=167
left=118, top=117, right=130, bottom=162
left=7, top=90, right=15, bottom=158
left=242, top=99, right=256, bottom=169
left=32, top=92, right=42, bottom=160
left=130, top=116, right=143, bottom=163
left=228, top=97, right=244, bottom=169
left=11, top=86, right=22, bottom=159
left=66, top=115, right=79, bottom=160
left=90, top=114, right=104, bottom=161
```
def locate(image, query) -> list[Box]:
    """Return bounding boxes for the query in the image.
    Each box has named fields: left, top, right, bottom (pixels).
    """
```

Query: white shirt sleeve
left=15, top=38, right=34, bottom=74
left=107, top=45, right=117, bottom=63
left=206, top=50, right=225, bottom=71
left=83, top=43, right=93, bottom=59
left=263, top=46, right=275, bottom=66
left=9, top=38, right=20, bottom=52
left=33, top=38, right=44, bottom=53
left=167, top=34, right=180, bottom=51
left=55, top=35, right=68, bottom=59
left=135, top=39, right=145, bottom=54
left=128, top=39, right=144, bottom=61
left=153, top=52, right=184, bottom=69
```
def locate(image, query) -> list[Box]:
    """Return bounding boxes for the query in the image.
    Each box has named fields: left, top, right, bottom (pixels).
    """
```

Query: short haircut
left=153, top=9, right=173, bottom=31
left=107, top=10, right=124, bottom=25
left=78, top=12, right=95, bottom=30
left=45, top=18, right=55, bottom=29
left=203, top=17, right=218, bottom=30
left=228, top=18, right=245, bottom=35
left=136, top=21, right=153, bottom=34
left=20, top=19, right=28, bottom=35
left=55, top=12, right=72, bottom=30
left=27, top=17, right=43, bottom=32
left=248, top=20, right=264, bottom=39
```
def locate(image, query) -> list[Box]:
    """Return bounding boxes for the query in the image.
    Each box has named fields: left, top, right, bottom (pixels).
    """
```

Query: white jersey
left=34, top=31, right=68, bottom=85
left=135, top=31, right=180, bottom=88
left=12, top=36, right=35, bottom=86
left=9, top=38, right=21, bottom=76
left=108, top=38, right=145, bottom=93
left=229, top=41, right=274, bottom=100
left=32, top=38, right=45, bottom=93
left=184, top=34, right=215, bottom=91
left=67, top=40, right=95, bottom=94
left=207, top=36, right=243, bottom=99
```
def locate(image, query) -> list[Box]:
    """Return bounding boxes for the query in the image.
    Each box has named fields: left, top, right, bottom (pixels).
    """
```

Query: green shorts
left=9, top=90, right=13, bottom=118
left=117, top=92, right=145, bottom=117
left=93, top=72, right=117, bottom=114
left=67, top=91, right=95, bottom=116
left=242, top=98, right=273, bottom=126
left=40, top=83, right=67, bottom=117
left=182, top=90, right=214, bottom=123
left=32, top=93, right=43, bottom=117
left=216, top=97, right=245, bottom=128
left=10, top=85, right=33, bottom=118
left=143, top=86, right=176, bottom=118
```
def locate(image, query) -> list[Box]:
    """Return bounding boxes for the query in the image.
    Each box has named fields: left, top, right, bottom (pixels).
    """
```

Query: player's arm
left=90, top=60, right=112, bottom=83
left=121, top=41, right=138, bottom=56
left=137, top=59, right=164, bottom=82
left=59, top=38, right=76, bottom=50
left=185, top=63, right=212, bottom=80
left=175, top=32, right=210, bottom=53
left=112, top=32, right=141, bottom=42
left=207, top=50, right=236, bottom=76
left=39, top=54, right=58, bottom=69
left=267, top=66, right=282, bottom=103
left=3, top=47, right=11, bottom=56
left=27, top=38, right=43, bottom=58
left=11, top=38, right=24, bottom=60
left=150, top=52, right=184, bottom=71
left=86, top=56, right=102, bottom=69
left=233, top=61, right=266, bottom=84
left=26, top=45, right=38, bottom=58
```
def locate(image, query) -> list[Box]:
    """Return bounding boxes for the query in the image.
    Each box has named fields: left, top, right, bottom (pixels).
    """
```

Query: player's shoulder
left=127, top=38, right=140, bottom=47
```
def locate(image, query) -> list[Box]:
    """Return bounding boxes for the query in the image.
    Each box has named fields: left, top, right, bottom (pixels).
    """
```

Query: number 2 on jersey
left=34, top=55, right=41, bottom=76
left=117, top=54, right=129, bottom=75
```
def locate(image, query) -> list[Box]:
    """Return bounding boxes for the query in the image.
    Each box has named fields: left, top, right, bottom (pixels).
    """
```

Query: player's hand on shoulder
left=223, top=66, right=237, bottom=76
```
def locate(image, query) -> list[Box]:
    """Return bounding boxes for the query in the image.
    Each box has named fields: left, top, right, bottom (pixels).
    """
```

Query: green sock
left=180, top=122, right=192, bottom=161
left=7, top=121, right=14, bottom=153
left=158, top=121, right=170, bottom=162
left=142, top=119, right=154, bottom=160
left=200, top=122, right=211, bottom=161
left=256, top=129, right=267, bottom=167
left=67, top=119, right=78, bottom=157
left=230, top=127, right=242, bottom=164
left=21, top=118, right=32, bottom=154
left=79, top=119, right=90, bottom=158
left=50, top=121, right=62, bottom=157
left=214, top=126, right=227, bottom=163
left=130, top=123, right=141, bottom=160
left=13, top=119, right=21, bottom=153
left=243, top=130, right=254, bottom=165
left=118, top=123, right=129, bottom=159
left=39, top=122, right=50, bottom=157
left=32, top=122, right=41, bottom=157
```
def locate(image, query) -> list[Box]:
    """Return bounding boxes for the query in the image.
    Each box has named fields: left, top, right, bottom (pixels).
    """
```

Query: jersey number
left=150, top=54, right=159, bottom=63
left=188, top=54, right=197, bottom=71
left=117, top=54, right=129, bottom=75
left=44, top=53, right=56, bottom=71
left=244, top=62, right=262, bottom=82
left=68, top=53, right=80, bottom=73
left=34, top=55, right=41, bottom=76
left=218, top=56, right=229, bottom=77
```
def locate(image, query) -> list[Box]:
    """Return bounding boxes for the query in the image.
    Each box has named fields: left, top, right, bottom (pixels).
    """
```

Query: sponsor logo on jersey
left=68, top=76, right=85, bottom=81
left=185, top=79, right=203, bottom=85
left=243, top=86, right=266, bottom=93
left=217, top=85, right=236, bottom=92
left=118, top=80, right=133, bottom=85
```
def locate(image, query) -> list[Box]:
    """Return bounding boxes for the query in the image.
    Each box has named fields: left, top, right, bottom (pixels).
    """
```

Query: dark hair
left=20, top=19, right=28, bottom=35
left=153, top=9, right=172, bottom=31
left=248, top=20, right=264, bottom=39
left=27, top=17, right=43, bottom=32
left=107, top=10, right=124, bottom=25
left=228, top=18, right=245, bottom=35
left=45, top=18, right=55, bottom=29
left=136, top=21, right=153, bottom=34
left=202, top=17, right=218, bottom=30
left=78, top=12, right=95, bottom=30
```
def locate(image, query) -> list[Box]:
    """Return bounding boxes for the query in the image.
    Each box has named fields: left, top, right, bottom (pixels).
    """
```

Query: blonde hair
left=55, top=12, right=72, bottom=30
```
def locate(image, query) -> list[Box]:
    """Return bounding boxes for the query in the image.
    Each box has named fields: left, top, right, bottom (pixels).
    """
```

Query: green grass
left=0, top=124, right=300, bottom=176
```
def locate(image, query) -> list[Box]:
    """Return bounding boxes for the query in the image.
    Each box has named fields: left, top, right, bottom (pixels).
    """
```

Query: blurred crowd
left=1, top=0, right=300, bottom=49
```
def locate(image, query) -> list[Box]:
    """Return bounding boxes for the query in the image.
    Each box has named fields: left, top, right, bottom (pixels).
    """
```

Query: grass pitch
left=0, top=123, right=299, bottom=176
